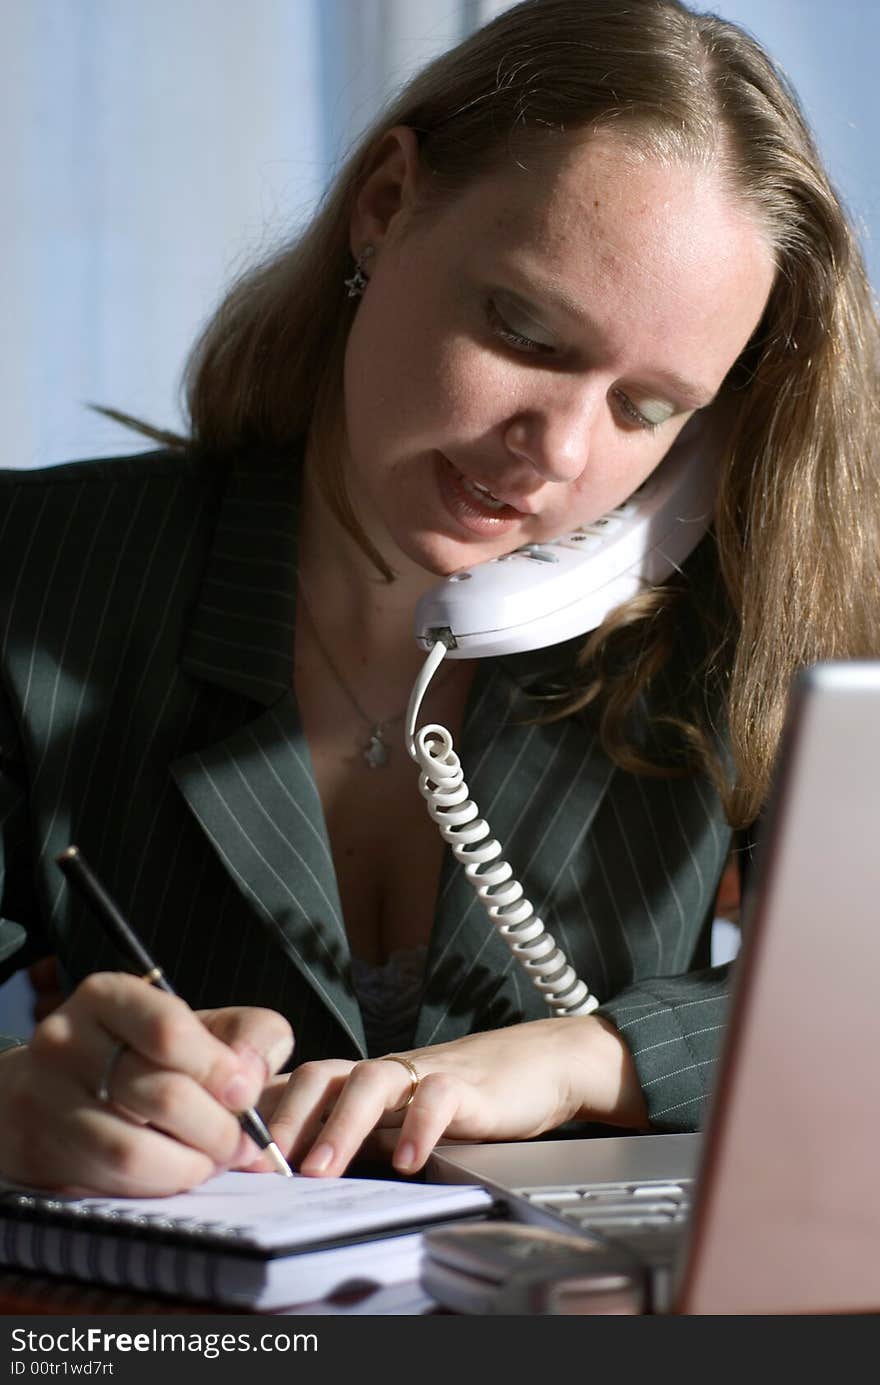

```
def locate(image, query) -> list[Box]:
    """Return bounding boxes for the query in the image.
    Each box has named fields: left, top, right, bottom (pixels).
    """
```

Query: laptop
left=426, top=661, right=880, bottom=1314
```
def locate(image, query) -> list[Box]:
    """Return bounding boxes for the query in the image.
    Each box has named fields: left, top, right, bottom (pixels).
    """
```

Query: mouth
left=459, top=475, right=515, bottom=511
left=445, top=457, right=537, bottom=514
left=435, top=455, right=531, bottom=538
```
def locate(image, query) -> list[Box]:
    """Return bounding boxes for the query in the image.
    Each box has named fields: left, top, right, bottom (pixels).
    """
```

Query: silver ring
left=96, top=1040, right=127, bottom=1106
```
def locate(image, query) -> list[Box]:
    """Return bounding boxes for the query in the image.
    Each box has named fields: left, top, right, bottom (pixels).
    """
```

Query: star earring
left=344, top=244, right=375, bottom=298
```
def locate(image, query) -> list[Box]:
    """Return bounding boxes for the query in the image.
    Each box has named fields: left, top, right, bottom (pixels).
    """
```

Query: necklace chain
left=297, top=580, right=456, bottom=769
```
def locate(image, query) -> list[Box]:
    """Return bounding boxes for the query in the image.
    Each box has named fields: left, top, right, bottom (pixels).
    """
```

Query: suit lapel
left=171, top=453, right=366, bottom=1055
left=170, top=454, right=620, bottom=1057
left=179, top=454, right=302, bottom=704
left=415, top=647, right=618, bottom=1046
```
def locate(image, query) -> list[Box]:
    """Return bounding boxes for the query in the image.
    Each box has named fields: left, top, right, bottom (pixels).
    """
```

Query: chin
left=396, top=530, right=501, bottom=580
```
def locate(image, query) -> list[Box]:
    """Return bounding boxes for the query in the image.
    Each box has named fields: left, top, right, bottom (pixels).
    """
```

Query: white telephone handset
left=406, top=421, right=715, bottom=1017
left=414, top=418, right=713, bottom=658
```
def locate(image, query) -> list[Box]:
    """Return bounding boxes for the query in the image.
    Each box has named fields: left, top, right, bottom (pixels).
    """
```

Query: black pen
left=56, top=845, right=294, bottom=1177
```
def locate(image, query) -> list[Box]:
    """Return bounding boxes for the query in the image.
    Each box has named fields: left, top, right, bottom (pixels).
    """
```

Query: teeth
left=463, top=477, right=508, bottom=509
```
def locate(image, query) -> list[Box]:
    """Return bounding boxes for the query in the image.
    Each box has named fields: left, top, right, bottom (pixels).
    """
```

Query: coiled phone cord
left=406, top=640, right=598, bottom=1018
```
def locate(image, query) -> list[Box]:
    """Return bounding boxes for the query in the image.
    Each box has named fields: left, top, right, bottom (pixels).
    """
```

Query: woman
left=0, top=0, right=877, bottom=1195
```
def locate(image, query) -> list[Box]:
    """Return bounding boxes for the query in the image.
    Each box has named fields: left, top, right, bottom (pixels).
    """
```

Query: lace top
left=350, top=944, right=428, bottom=1057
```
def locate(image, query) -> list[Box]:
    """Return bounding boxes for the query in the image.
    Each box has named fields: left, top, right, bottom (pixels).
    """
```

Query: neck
left=293, top=445, right=477, bottom=762
left=297, top=447, right=440, bottom=669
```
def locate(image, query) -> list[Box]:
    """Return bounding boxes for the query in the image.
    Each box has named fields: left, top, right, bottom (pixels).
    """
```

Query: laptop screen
left=678, top=661, right=880, bottom=1313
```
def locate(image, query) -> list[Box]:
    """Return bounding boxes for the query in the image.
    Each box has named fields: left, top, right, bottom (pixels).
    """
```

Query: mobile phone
left=421, top=1221, right=646, bottom=1315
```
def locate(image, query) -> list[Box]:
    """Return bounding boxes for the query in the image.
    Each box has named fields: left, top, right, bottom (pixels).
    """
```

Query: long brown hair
left=118, top=0, right=880, bottom=826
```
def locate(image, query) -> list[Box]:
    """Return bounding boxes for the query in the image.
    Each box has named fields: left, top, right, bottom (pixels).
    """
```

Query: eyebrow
left=500, top=278, right=719, bottom=410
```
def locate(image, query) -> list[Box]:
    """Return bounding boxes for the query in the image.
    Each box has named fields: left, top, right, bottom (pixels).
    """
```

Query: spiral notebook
left=0, top=1170, right=493, bottom=1310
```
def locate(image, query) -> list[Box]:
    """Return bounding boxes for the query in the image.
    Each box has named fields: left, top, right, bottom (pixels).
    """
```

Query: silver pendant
left=363, top=727, right=390, bottom=770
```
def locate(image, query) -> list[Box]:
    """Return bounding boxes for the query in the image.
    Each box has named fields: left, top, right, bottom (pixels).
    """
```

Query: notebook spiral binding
left=0, top=1191, right=261, bottom=1303
left=1, top=1191, right=250, bottom=1245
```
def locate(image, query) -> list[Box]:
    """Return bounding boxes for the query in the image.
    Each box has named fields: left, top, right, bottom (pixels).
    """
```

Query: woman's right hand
left=0, top=971, right=293, bottom=1196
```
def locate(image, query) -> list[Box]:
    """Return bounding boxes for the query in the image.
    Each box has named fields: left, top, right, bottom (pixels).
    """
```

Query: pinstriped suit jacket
left=0, top=448, right=733, bottom=1131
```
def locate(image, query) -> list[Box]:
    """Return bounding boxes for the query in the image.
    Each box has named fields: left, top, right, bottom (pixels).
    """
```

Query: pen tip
left=266, top=1142, right=295, bottom=1177
left=57, top=845, right=79, bottom=862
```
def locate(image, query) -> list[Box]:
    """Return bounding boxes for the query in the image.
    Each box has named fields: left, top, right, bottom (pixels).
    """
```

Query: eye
left=611, top=387, right=665, bottom=432
left=486, top=297, right=556, bottom=356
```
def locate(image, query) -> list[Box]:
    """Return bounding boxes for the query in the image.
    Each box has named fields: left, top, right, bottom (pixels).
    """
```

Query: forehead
left=428, top=133, right=775, bottom=373
left=454, top=131, right=766, bottom=272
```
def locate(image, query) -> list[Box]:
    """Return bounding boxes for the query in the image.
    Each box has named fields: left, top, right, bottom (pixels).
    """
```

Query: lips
left=435, top=454, right=531, bottom=537
left=462, top=471, right=539, bottom=515
left=461, top=475, right=510, bottom=510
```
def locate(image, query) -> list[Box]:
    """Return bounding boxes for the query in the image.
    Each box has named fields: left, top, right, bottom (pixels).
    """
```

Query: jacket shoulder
left=0, top=448, right=215, bottom=491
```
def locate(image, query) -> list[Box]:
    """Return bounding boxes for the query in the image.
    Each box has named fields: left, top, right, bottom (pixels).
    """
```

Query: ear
left=349, top=126, right=422, bottom=256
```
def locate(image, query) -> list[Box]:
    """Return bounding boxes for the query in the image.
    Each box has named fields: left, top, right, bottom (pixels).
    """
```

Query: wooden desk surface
left=0, top=1266, right=436, bottom=1317
left=0, top=1266, right=240, bottom=1315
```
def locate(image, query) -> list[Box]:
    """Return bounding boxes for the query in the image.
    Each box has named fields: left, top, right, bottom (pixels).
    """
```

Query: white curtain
left=2, top=0, right=876, bottom=472
left=1, top=0, right=473, bottom=470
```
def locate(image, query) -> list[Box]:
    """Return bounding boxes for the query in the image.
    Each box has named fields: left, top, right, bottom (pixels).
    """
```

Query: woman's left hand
left=254, top=1015, right=649, bottom=1178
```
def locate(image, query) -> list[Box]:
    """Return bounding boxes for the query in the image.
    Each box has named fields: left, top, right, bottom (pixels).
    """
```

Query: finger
left=298, top=1059, right=409, bottom=1177
left=266, top=1062, right=355, bottom=1168
left=274, top=1058, right=360, bottom=1168
left=227, top=1073, right=296, bottom=1172
left=28, top=982, right=265, bottom=1176
left=391, top=1071, right=464, bottom=1173
left=72, top=1108, right=219, bottom=1197
left=60, top=973, right=267, bottom=1114
left=32, top=1011, right=258, bottom=1170
left=96, top=1048, right=256, bottom=1169
left=5, top=1059, right=217, bottom=1198
left=198, top=1006, right=294, bottom=1078
left=252, top=1071, right=291, bottom=1121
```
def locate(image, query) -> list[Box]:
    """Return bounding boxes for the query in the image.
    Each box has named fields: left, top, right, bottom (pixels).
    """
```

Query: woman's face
left=342, top=130, right=775, bottom=580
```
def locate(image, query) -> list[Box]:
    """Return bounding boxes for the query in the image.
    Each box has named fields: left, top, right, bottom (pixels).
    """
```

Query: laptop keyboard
left=518, top=1179, right=693, bottom=1262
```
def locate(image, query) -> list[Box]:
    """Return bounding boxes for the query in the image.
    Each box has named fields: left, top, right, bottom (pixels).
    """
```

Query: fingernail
left=302, top=1142, right=333, bottom=1174
left=395, top=1141, right=416, bottom=1171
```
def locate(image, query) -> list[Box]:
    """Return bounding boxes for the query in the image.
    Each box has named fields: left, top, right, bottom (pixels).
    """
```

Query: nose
left=503, top=380, right=600, bottom=484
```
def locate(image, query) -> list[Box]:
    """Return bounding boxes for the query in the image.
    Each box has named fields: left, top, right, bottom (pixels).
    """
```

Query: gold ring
left=380, top=1054, right=421, bottom=1111
left=96, top=1040, right=128, bottom=1106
